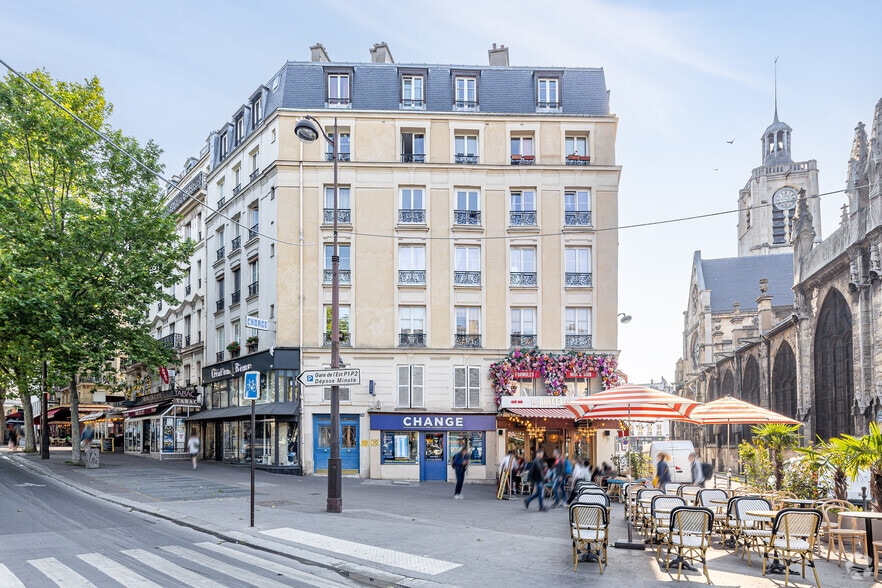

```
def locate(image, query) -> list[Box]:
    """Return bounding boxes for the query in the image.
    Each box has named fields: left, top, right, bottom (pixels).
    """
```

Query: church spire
left=762, top=58, right=792, bottom=166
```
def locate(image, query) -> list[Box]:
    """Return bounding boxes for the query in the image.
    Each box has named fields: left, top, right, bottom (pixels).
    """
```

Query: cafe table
left=838, top=510, right=882, bottom=572
left=779, top=498, right=820, bottom=508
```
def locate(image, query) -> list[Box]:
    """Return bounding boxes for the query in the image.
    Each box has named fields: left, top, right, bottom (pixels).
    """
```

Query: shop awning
left=80, top=411, right=106, bottom=422
left=505, top=407, right=577, bottom=419
left=34, top=407, right=69, bottom=425
left=122, top=403, right=163, bottom=418
left=185, top=401, right=299, bottom=421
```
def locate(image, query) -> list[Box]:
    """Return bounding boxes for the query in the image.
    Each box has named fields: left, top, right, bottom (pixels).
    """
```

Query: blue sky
left=3, top=1, right=881, bottom=384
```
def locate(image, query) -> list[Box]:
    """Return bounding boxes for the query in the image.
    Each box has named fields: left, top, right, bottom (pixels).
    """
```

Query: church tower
left=736, top=106, right=822, bottom=256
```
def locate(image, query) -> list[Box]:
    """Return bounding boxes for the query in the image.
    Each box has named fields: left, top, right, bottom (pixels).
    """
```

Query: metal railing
left=324, top=269, right=351, bottom=284
left=510, top=334, right=537, bottom=347
left=454, top=100, right=477, bottom=110
left=564, top=211, right=592, bottom=226
left=249, top=169, right=259, bottom=182
left=231, top=290, right=241, bottom=304
left=398, top=209, right=426, bottom=223
left=400, top=153, right=426, bottom=163
left=565, top=334, right=592, bottom=348
left=454, top=333, right=482, bottom=348
left=248, top=282, right=259, bottom=297
left=185, top=284, right=191, bottom=295
left=323, top=208, right=351, bottom=224
left=566, top=156, right=591, bottom=166
left=454, top=271, right=481, bottom=286
left=565, top=272, right=593, bottom=287
left=157, top=333, right=182, bottom=349
left=324, top=331, right=351, bottom=346
left=454, top=154, right=479, bottom=164
left=399, top=333, right=426, bottom=347
left=216, top=246, right=225, bottom=261
left=248, top=224, right=259, bottom=240
left=509, top=211, right=537, bottom=226
left=215, top=299, right=224, bottom=312
left=509, top=272, right=537, bottom=287
left=454, top=210, right=481, bottom=225
left=230, top=236, right=241, bottom=252
left=232, top=184, right=242, bottom=196
left=398, top=269, right=426, bottom=285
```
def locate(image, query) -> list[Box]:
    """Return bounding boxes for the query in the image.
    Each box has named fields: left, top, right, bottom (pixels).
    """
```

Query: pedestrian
left=524, top=449, right=548, bottom=511
left=689, top=452, right=706, bottom=487
left=452, top=445, right=469, bottom=499
left=80, top=424, right=94, bottom=451
left=550, top=449, right=567, bottom=507
left=655, top=451, right=671, bottom=488
left=188, top=431, right=201, bottom=470
left=7, top=425, right=19, bottom=451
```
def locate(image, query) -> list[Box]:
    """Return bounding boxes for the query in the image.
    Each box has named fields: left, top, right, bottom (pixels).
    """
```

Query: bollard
left=85, top=447, right=100, bottom=469
left=862, top=486, right=868, bottom=511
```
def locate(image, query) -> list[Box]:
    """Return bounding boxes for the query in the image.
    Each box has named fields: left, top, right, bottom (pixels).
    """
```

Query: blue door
left=420, top=432, right=447, bottom=481
left=313, top=415, right=360, bottom=474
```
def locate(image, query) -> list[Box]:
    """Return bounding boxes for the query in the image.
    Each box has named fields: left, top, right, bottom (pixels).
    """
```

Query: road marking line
left=77, top=553, right=163, bottom=587
left=261, top=527, right=460, bottom=575
left=29, top=557, right=96, bottom=587
left=195, top=542, right=347, bottom=588
left=0, top=563, right=25, bottom=588
left=159, top=546, right=290, bottom=588
left=122, top=549, right=226, bottom=588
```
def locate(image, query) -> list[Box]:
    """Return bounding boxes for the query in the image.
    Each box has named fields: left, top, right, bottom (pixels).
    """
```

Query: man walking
left=689, top=452, right=706, bottom=487
left=524, top=449, right=548, bottom=511
left=452, top=445, right=469, bottom=499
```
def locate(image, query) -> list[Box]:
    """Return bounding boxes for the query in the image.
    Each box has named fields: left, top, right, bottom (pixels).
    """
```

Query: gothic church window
left=813, top=290, right=855, bottom=440
left=772, top=343, right=797, bottom=420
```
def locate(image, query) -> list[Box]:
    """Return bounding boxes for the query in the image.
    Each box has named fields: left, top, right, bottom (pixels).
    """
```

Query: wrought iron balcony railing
left=230, top=236, right=241, bottom=252
left=537, top=101, right=560, bottom=109
left=215, top=299, right=224, bottom=312
left=185, top=335, right=191, bottom=346
left=248, top=224, right=258, bottom=240
left=216, top=197, right=225, bottom=209
left=323, top=269, right=351, bottom=284
left=509, top=211, right=537, bottom=226
left=401, top=99, right=425, bottom=108
left=324, top=331, right=351, bottom=346
left=231, top=290, right=241, bottom=304
left=323, top=208, right=351, bottom=224
left=566, top=155, right=591, bottom=166
left=454, top=153, right=479, bottom=164
left=510, top=334, right=537, bottom=348
left=454, top=333, right=482, bottom=348
left=398, top=269, right=426, bottom=285
left=325, top=152, right=351, bottom=162
left=232, top=184, right=242, bottom=196
left=216, top=351, right=224, bottom=362
left=328, top=97, right=350, bottom=106
left=510, top=272, right=537, bottom=287
left=398, top=209, right=426, bottom=224
left=454, top=100, right=477, bottom=110
left=249, top=168, right=259, bottom=182
left=565, top=272, right=593, bottom=287
left=564, top=211, right=592, bottom=226
left=510, top=155, right=535, bottom=165
left=454, top=271, right=481, bottom=286
left=565, top=334, right=592, bottom=348
left=399, top=332, right=426, bottom=347
left=454, top=210, right=481, bottom=225
left=248, top=281, right=259, bottom=297
left=185, top=284, right=191, bottom=295
left=400, top=153, right=426, bottom=163
left=216, top=246, right=225, bottom=261
left=157, top=333, right=182, bottom=349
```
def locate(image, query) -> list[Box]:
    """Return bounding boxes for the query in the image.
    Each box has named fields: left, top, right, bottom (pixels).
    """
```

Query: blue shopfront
left=313, top=414, right=360, bottom=474
left=369, top=413, right=497, bottom=482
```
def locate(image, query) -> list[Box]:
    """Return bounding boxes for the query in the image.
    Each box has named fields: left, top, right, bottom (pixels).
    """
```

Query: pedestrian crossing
left=3, top=541, right=352, bottom=587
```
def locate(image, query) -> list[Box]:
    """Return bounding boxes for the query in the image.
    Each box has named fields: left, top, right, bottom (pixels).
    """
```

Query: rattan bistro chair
left=569, top=503, right=609, bottom=573
left=733, top=496, right=773, bottom=565
left=761, top=508, right=822, bottom=587
left=823, top=500, right=866, bottom=566
left=651, top=495, right=686, bottom=546
left=663, top=506, right=714, bottom=584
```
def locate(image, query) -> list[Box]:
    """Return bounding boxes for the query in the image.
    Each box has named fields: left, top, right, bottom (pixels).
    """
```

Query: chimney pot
left=488, top=43, right=510, bottom=66
left=310, top=43, right=330, bottom=62
left=370, top=42, right=394, bottom=63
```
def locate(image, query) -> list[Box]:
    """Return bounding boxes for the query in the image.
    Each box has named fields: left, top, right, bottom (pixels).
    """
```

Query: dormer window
left=328, top=73, right=350, bottom=106
left=454, top=76, right=477, bottom=110
left=537, top=77, right=560, bottom=110
left=401, top=74, right=424, bottom=108
left=234, top=116, right=244, bottom=145
left=251, top=97, right=262, bottom=127
left=219, top=133, right=228, bottom=159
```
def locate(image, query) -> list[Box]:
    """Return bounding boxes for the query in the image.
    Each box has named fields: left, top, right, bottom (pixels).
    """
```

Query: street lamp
left=618, top=313, right=632, bottom=324
left=295, top=114, right=343, bottom=513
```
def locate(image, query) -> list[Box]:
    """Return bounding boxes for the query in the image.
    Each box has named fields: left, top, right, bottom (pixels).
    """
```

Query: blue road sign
left=244, top=371, right=259, bottom=400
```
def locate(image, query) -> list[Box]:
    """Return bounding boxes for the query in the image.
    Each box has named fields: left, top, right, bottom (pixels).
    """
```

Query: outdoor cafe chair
left=734, top=496, right=774, bottom=566
left=822, top=500, right=866, bottom=566
left=761, top=508, right=822, bottom=587
left=623, top=483, right=646, bottom=521
left=696, top=488, right=729, bottom=541
left=569, top=503, right=609, bottom=574
left=661, top=506, right=714, bottom=584
left=677, top=484, right=703, bottom=505
left=651, top=495, right=687, bottom=546
left=636, top=488, right=664, bottom=534
left=663, top=482, right=683, bottom=495
left=574, top=492, right=610, bottom=511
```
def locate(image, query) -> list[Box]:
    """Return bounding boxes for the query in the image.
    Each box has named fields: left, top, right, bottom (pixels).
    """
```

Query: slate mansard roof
left=695, top=251, right=794, bottom=313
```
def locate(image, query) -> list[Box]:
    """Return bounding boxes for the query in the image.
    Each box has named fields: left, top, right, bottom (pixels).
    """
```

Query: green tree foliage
left=751, top=423, right=801, bottom=490
left=823, top=422, right=882, bottom=512
left=0, top=69, right=192, bottom=456
left=798, top=441, right=849, bottom=501
left=738, top=440, right=775, bottom=491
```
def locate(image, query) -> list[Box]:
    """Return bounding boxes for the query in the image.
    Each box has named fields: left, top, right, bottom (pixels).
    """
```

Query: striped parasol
left=564, top=384, right=701, bottom=422
left=688, top=396, right=800, bottom=425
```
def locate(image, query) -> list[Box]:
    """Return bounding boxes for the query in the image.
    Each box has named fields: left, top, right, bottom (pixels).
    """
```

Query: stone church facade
left=676, top=100, right=882, bottom=472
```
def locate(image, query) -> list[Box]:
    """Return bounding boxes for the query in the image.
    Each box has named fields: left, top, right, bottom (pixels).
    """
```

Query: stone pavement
left=7, top=447, right=879, bottom=587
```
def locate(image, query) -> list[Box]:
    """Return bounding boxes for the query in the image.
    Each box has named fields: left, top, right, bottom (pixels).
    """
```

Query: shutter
left=453, top=367, right=466, bottom=408
left=468, top=367, right=481, bottom=408
left=339, top=386, right=350, bottom=402
left=397, top=365, right=410, bottom=407
left=411, top=366, right=424, bottom=407
left=323, top=386, right=332, bottom=402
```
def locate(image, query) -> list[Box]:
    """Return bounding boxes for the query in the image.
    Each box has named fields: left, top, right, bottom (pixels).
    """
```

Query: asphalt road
left=0, top=455, right=359, bottom=587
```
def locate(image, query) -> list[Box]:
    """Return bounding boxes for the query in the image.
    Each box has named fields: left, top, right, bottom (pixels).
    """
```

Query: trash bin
left=85, top=447, right=100, bottom=469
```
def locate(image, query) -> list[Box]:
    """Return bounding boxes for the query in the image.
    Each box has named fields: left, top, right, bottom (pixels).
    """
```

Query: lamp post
left=294, top=115, right=343, bottom=513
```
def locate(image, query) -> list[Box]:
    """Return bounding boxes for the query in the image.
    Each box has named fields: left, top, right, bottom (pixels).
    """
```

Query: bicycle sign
left=244, top=370, right=259, bottom=400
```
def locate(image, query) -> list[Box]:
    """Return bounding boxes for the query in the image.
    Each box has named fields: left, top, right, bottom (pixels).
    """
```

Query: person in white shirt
left=187, top=432, right=201, bottom=470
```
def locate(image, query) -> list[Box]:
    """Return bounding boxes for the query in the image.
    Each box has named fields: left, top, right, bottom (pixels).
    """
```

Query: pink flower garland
left=488, top=348, right=620, bottom=405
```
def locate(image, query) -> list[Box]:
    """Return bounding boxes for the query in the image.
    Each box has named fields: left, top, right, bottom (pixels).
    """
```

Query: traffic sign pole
left=244, top=371, right=259, bottom=527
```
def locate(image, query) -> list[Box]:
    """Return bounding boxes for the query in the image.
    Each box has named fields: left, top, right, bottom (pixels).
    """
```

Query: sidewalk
left=9, top=448, right=877, bottom=587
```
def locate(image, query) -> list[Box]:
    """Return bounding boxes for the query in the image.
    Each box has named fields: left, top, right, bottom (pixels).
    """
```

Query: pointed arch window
left=772, top=343, right=797, bottom=420
left=813, top=290, right=854, bottom=440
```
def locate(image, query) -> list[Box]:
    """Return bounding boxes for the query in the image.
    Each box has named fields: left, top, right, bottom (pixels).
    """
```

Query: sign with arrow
left=297, top=368, right=361, bottom=387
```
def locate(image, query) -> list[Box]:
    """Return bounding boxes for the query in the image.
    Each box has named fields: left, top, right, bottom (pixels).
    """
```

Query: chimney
left=310, top=43, right=330, bottom=62
left=370, top=42, right=394, bottom=63
left=489, top=43, right=509, bottom=66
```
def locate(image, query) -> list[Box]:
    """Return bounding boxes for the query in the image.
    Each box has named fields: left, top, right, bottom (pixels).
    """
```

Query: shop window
left=380, top=431, right=419, bottom=463
left=448, top=431, right=485, bottom=465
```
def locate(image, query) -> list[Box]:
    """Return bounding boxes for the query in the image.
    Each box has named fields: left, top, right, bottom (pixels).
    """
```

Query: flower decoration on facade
left=246, top=335, right=259, bottom=345
left=488, top=348, right=620, bottom=405
left=226, top=341, right=241, bottom=352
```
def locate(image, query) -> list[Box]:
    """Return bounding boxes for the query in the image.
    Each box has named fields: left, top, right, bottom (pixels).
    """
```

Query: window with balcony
left=234, top=116, right=244, bottom=145
left=184, top=316, right=191, bottom=346
left=397, top=365, right=425, bottom=407
left=537, top=77, right=560, bottom=109
left=565, top=247, right=592, bottom=287
left=325, top=132, right=351, bottom=162
left=215, top=276, right=225, bottom=312
left=565, top=135, right=590, bottom=165
left=565, top=307, right=592, bottom=348
left=324, top=186, right=351, bottom=224
left=511, top=308, right=537, bottom=347
left=399, top=306, right=426, bottom=347
left=401, top=75, right=424, bottom=108
left=327, top=73, right=350, bottom=106
left=510, top=248, right=537, bottom=287
left=454, top=190, right=480, bottom=225
left=217, top=180, right=226, bottom=208
left=248, top=206, right=259, bottom=240
left=250, top=150, right=260, bottom=181
left=232, top=321, right=241, bottom=349
left=510, top=136, right=534, bottom=165
left=454, top=246, right=481, bottom=286
left=454, top=307, right=481, bottom=348
left=324, top=305, right=351, bottom=346
left=215, top=227, right=225, bottom=261
left=564, top=190, right=592, bottom=226
left=233, top=166, right=242, bottom=195
left=453, top=366, right=481, bottom=408
left=231, top=267, right=241, bottom=304
left=401, top=132, right=425, bottom=163
left=325, top=244, right=351, bottom=285
left=216, top=327, right=225, bottom=362
left=510, top=190, right=536, bottom=226
left=218, top=133, right=228, bottom=160
left=454, top=76, right=477, bottom=110
left=399, top=188, right=425, bottom=224
left=248, top=259, right=259, bottom=297
left=251, top=96, right=262, bottom=127
left=454, top=134, right=478, bottom=164
left=399, top=245, right=426, bottom=285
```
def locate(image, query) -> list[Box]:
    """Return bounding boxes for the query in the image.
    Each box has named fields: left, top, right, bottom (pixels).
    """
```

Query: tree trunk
left=0, top=387, right=6, bottom=443
left=872, top=467, right=882, bottom=513
left=70, top=373, right=82, bottom=465
left=17, top=375, right=36, bottom=452
left=833, top=468, right=848, bottom=501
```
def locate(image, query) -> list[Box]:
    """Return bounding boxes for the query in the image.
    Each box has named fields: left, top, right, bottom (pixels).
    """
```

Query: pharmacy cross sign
left=297, top=368, right=361, bottom=387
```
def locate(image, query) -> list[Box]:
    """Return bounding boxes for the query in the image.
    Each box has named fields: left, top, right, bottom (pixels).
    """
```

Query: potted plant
left=246, top=335, right=258, bottom=346
left=226, top=341, right=240, bottom=354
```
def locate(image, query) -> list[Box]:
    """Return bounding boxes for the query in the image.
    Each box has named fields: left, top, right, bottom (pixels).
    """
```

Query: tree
left=751, top=423, right=801, bottom=491
left=0, top=69, right=192, bottom=459
left=824, top=422, right=882, bottom=512
left=798, top=441, right=849, bottom=501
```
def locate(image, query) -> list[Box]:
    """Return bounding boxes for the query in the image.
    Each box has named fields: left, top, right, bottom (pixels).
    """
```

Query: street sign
left=246, top=316, right=269, bottom=331
left=297, top=368, right=361, bottom=387
left=159, top=366, right=169, bottom=385
left=244, top=371, right=260, bottom=400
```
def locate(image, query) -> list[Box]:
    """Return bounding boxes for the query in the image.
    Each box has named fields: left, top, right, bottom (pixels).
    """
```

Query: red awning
left=122, top=403, right=163, bottom=418
left=506, top=407, right=576, bottom=419
left=34, top=407, right=68, bottom=425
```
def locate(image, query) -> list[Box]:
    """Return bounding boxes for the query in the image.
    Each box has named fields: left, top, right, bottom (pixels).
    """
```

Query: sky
left=3, top=1, right=882, bottom=385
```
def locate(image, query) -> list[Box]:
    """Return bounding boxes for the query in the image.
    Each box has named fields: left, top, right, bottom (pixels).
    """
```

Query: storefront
left=191, top=348, right=301, bottom=473
left=368, top=413, right=498, bottom=482
left=81, top=409, right=124, bottom=450
left=123, top=389, right=201, bottom=459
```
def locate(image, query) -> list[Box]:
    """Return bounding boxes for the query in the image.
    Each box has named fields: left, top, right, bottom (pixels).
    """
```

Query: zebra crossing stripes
left=159, top=546, right=291, bottom=588
left=28, top=557, right=95, bottom=587
left=120, top=549, right=226, bottom=588
left=0, top=563, right=25, bottom=588
left=195, top=542, right=347, bottom=588
left=77, top=553, right=163, bottom=588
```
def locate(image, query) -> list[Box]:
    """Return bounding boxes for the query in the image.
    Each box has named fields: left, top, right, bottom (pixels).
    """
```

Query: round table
left=838, top=510, right=882, bottom=572
left=780, top=498, right=820, bottom=508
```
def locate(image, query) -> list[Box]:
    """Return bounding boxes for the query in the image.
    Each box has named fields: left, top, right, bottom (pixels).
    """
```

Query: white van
left=645, top=440, right=696, bottom=484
